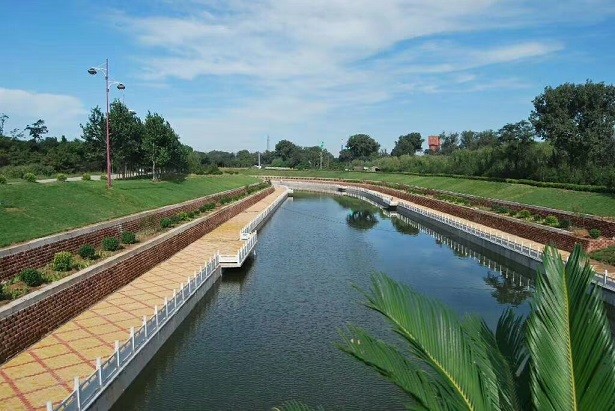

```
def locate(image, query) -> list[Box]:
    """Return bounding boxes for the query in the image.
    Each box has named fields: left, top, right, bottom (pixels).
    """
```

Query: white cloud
left=0, top=88, right=87, bottom=138
left=108, top=0, right=613, bottom=150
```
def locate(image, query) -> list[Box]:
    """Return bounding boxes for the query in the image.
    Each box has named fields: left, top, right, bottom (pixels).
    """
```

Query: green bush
left=508, top=210, right=517, bottom=216
left=82, top=173, right=91, bottom=181
left=56, top=173, right=67, bottom=182
left=517, top=210, right=532, bottom=219
left=53, top=252, right=74, bottom=271
left=590, top=246, right=615, bottom=266
left=559, top=219, right=571, bottom=230
left=177, top=211, right=189, bottom=221
left=544, top=215, right=559, bottom=227
left=170, top=214, right=182, bottom=225
left=102, top=237, right=120, bottom=251
left=20, top=269, right=44, bottom=287
left=23, top=172, right=37, bottom=182
left=492, top=206, right=510, bottom=214
left=160, top=218, right=173, bottom=228
left=0, top=174, right=6, bottom=184
left=121, top=231, right=137, bottom=244
left=79, top=244, right=97, bottom=259
left=1, top=283, right=29, bottom=300
left=589, top=229, right=602, bottom=239
left=199, top=203, right=216, bottom=212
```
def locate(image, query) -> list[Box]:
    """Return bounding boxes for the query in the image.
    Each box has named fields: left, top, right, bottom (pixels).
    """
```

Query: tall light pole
left=88, top=59, right=125, bottom=188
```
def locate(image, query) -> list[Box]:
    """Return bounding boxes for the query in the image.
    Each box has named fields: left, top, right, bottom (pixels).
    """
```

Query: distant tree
left=274, top=140, right=303, bottom=167
left=475, top=130, right=498, bottom=149
left=8, top=128, right=24, bottom=140
left=142, top=112, right=183, bottom=179
left=0, top=113, right=8, bottom=136
left=109, top=100, right=144, bottom=176
left=80, top=107, right=107, bottom=170
left=346, top=134, right=380, bottom=160
left=391, top=133, right=423, bottom=157
left=25, top=119, right=48, bottom=142
left=530, top=81, right=615, bottom=167
left=439, top=132, right=459, bottom=155
left=459, top=130, right=478, bottom=150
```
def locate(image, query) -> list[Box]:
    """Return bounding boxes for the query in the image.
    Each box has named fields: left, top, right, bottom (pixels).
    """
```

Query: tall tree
left=80, top=107, right=106, bottom=170
left=0, top=113, right=8, bottom=136
left=439, top=132, right=459, bottom=155
left=25, top=119, right=48, bottom=142
left=391, top=133, right=423, bottom=157
left=142, top=112, right=183, bottom=179
left=530, top=81, right=615, bottom=167
left=346, top=134, right=380, bottom=160
left=109, top=100, right=144, bottom=176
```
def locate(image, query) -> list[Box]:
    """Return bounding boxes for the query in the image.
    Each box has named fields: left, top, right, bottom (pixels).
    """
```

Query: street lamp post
left=88, top=59, right=125, bottom=188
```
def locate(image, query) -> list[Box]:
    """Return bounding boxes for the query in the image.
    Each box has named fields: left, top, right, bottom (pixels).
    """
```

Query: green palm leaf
left=352, top=274, right=506, bottom=410
left=527, top=244, right=615, bottom=411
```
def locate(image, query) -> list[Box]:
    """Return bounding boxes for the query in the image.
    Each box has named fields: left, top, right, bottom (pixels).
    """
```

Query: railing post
left=143, top=315, right=148, bottom=337
left=97, top=357, right=103, bottom=386
left=115, top=340, right=120, bottom=368
left=605, top=270, right=608, bottom=285
left=155, top=305, right=159, bottom=329
left=130, top=327, right=135, bottom=352
left=74, top=376, right=81, bottom=410
left=47, top=401, right=53, bottom=411
left=165, top=297, right=169, bottom=317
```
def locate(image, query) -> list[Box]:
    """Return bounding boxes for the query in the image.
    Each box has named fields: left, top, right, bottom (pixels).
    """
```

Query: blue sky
left=1, top=0, right=614, bottom=153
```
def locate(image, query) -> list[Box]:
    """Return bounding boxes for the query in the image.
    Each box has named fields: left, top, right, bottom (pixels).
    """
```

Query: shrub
left=559, top=219, right=571, bottom=230
left=517, top=210, right=532, bottom=219
left=102, top=237, right=120, bottom=251
left=20, top=269, right=44, bottom=287
left=187, top=211, right=197, bottom=219
left=177, top=211, right=189, bottom=221
left=589, top=229, right=602, bottom=239
left=492, top=206, right=510, bottom=214
left=56, top=173, right=67, bottom=182
left=82, top=173, right=91, bottom=181
left=160, top=218, right=173, bottom=228
left=508, top=210, right=517, bottom=216
left=121, top=231, right=137, bottom=244
left=1, top=283, right=29, bottom=300
left=544, top=215, right=559, bottom=227
left=199, top=203, right=216, bottom=212
left=0, top=175, right=6, bottom=184
left=23, top=172, right=37, bottom=182
left=79, top=244, right=97, bottom=260
left=53, top=252, right=74, bottom=271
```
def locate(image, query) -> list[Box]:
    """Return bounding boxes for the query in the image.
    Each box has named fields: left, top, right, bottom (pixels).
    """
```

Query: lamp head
left=87, top=68, right=97, bottom=75
left=116, top=83, right=126, bottom=90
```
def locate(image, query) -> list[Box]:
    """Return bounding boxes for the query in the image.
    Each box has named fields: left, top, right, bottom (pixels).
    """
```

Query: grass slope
left=239, top=169, right=615, bottom=217
left=0, top=175, right=258, bottom=247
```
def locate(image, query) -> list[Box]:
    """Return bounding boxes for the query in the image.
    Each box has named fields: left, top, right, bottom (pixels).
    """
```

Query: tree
left=530, top=81, right=615, bottom=168
left=391, top=133, right=423, bottom=157
left=109, top=100, right=144, bottom=176
left=274, top=140, right=303, bottom=167
left=339, top=245, right=615, bottom=410
left=345, top=134, right=380, bottom=160
left=25, top=119, right=48, bottom=142
left=80, top=107, right=107, bottom=170
left=0, top=113, right=8, bottom=136
left=142, top=112, right=182, bottom=179
left=439, top=132, right=459, bottom=155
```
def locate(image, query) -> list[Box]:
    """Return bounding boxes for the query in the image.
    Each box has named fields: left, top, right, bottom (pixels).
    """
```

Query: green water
left=113, top=193, right=534, bottom=410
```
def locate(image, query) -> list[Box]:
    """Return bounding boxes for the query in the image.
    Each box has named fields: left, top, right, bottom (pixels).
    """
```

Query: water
left=112, top=193, right=534, bottom=410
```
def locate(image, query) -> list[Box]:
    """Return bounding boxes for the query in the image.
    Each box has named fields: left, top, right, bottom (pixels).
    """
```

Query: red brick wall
left=0, top=186, right=254, bottom=282
left=0, top=187, right=273, bottom=363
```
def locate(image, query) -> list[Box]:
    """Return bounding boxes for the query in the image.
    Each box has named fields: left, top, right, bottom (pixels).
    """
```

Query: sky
left=1, top=0, right=614, bottom=153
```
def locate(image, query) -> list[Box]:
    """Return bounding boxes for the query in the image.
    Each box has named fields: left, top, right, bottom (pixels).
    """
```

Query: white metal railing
left=220, top=232, right=258, bottom=266
left=51, top=254, right=221, bottom=411
left=240, top=190, right=289, bottom=240
left=346, top=187, right=615, bottom=293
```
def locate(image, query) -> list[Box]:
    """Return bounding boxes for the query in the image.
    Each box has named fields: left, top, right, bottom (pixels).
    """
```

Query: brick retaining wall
left=0, top=187, right=273, bottom=363
left=0, top=185, right=260, bottom=282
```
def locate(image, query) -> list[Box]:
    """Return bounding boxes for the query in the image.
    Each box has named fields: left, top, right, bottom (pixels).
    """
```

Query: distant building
left=428, top=135, right=441, bottom=152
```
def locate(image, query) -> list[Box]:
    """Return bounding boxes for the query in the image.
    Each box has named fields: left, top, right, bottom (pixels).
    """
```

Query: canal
left=112, top=192, right=535, bottom=410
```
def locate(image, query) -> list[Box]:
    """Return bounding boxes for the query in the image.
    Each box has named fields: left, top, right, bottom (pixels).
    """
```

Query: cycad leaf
left=339, top=326, right=462, bottom=410
left=359, top=274, right=500, bottom=411
left=528, top=245, right=615, bottom=411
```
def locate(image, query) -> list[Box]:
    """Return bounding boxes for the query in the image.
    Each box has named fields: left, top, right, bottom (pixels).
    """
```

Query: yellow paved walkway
left=0, top=188, right=287, bottom=410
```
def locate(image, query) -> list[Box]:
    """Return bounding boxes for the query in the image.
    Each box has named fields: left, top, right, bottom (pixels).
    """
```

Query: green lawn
left=0, top=175, right=259, bottom=247
left=242, top=169, right=615, bottom=217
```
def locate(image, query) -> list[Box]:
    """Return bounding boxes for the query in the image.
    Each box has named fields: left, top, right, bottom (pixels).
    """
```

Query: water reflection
left=390, top=217, right=420, bottom=236
left=390, top=211, right=534, bottom=306
left=333, top=195, right=380, bottom=231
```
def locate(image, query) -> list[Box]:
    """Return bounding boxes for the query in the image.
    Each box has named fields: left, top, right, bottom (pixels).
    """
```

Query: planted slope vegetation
left=240, top=169, right=615, bottom=217
left=0, top=175, right=258, bottom=247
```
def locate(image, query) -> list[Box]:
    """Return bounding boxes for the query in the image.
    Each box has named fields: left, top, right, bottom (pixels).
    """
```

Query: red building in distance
left=428, top=135, right=441, bottom=152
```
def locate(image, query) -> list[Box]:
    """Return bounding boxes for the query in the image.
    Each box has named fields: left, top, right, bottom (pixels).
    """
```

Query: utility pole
left=319, top=141, right=324, bottom=170
left=258, top=151, right=261, bottom=168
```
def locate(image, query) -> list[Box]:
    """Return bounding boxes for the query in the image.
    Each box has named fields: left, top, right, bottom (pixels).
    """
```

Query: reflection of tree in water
left=333, top=196, right=379, bottom=213
left=346, top=210, right=378, bottom=231
left=391, top=217, right=419, bottom=236
left=484, top=272, right=532, bottom=307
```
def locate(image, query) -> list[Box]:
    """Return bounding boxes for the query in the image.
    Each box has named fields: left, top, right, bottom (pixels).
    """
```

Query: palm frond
left=357, top=274, right=504, bottom=411
left=339, top=326, right=462, bottom=410
left=527, top=244, right=615, bottom=411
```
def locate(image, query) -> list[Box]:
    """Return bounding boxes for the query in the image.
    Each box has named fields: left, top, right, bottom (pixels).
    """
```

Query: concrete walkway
left=0, top=188, right=287, bottom=410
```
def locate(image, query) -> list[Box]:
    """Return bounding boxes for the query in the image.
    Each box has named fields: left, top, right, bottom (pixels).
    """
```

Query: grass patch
left=237, top=169, right=615, bottom=217
left=590, top=246, right=615, bottom=266
left=0, top=175, right=258, bottom=247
